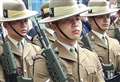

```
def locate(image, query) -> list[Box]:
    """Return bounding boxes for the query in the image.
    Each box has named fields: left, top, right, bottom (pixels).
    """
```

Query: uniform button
left=110, top=59, right=112, bottom=63
left=91, top=35, right=94, bottom=40
left=24, top=69, right=27, bottom=73
left=81, top=78, right=83, bottom=82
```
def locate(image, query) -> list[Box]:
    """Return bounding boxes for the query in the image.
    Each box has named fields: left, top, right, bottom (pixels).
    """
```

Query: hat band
left=5, top=9, right=28, bottom=18
left=89, top=6, right=109, bottom=14
left=51, top=5, right=80, bottom=17
left=43, top=8, right=49, bottom=14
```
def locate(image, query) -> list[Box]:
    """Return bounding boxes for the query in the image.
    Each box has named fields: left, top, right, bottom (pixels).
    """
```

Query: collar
left=92, top=30, right=107, bottom=40
left=57, top=40, right=78, bottom=51
left=7, top=35, right=25, bottom=47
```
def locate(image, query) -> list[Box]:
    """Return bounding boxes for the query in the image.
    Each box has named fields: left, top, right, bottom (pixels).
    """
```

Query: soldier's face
left=55, top=15, right=82, bottom=40
left=93, top=14, right=110, bottom=31
left=7, top=19, right=29, bottom=37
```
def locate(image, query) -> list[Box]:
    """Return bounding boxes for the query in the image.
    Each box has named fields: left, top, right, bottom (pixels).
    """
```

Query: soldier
left=0, top=0, right=41, bottom=82
left=32, top=2, right=56, bottom=46
left=32, top=2, right=84, bottom=47
left=33, top=0, right=105, bottom=82
left=81, top=0, right=120, bottom=80
left=106, top=0, right=120, bottom=42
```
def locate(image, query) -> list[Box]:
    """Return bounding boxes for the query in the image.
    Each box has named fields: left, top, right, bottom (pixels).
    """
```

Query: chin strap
left=9, top=24, right=24, bottom=37
left=57, top=24, right=74, bottom=40
left=93, top=17, right=104, bottom=31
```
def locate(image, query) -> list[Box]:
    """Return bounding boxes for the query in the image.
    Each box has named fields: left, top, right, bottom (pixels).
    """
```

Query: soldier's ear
left=50, top=22, right=58, bottom=31
left=3, top=22, right=8, bottom=28
left=3, top=22, right=12, bottom=29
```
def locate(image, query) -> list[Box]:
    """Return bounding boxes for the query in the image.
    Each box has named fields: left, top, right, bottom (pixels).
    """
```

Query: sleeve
left=109, top=38, right=120, bottom=72
left=114, top=40, right=120, bottom=72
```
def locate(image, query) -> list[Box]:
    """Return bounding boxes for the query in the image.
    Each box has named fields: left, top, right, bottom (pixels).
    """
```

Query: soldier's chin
left=101, top=27, right=108, bottom=31
left=71, top=36, right=80, bottom=40
left=104, top=26, right=109, bottom=29
left=21, top=34, right=27, bottom=37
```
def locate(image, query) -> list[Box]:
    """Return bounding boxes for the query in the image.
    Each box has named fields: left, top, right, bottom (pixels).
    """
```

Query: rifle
left=81, top=26, right=94, bottom=51
left=0, top=24, right=33, bottom=82
left=33, top=17, right=68, bottom=82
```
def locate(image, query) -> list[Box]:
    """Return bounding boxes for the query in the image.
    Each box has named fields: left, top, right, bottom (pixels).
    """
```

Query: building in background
left=82, top=0, right=89, bottom=5
left=22, top=0, right=48, bottom=13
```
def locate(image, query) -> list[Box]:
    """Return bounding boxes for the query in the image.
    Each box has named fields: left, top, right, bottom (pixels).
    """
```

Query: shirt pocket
left=25, top=55, right=33, bottom=66
left=60, top=59, right=76, bottom=81
left=85, top=65, right=97, bottom=82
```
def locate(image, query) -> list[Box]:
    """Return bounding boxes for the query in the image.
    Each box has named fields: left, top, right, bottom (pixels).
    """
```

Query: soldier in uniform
left=0, top=0, right=41, bottom=82
left=33, top=0, right=105, bottom=82
left=106, top=0, right=120, bottom=42
left=32, top=2, right=84, bottom=47
left=32, top=2, right=56, bottom=46
left=81, top=0, right=120, bottom=80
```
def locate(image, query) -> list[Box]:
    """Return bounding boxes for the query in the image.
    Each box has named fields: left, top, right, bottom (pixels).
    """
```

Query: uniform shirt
left=82, top=30, right=120, bottom=73
left=0, top=35, right=41, bottom=82
left=34, top=40, right=105, bottom=82
left=92, top=30, right=108, bottom=45
left=8, top=35, right=25, bottom=48
left=58, top=40, right=78, bottom=58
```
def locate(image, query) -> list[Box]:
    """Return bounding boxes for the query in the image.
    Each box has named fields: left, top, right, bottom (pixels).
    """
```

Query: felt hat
left=81, top=0, right=119, bottom=17
left=0, top=0, right=38, bottom=22
left=39, top=0, right=89, bottom=23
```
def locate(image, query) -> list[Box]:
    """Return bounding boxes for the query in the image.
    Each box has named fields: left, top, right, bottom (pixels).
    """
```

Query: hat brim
left=39, top=7, right=89, bottom=23
left=81, top=8, right=119, bottom=17
left=0, top=10, right=38, bottom=22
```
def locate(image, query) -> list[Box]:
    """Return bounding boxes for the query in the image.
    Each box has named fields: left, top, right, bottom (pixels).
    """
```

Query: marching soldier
left=33, top=0, right=105, bottom=82
left=0, top=0, right=41, bottom=82
left=106, top=0, right=120, bottom=42
left=81, top=0, right=120, bottom=81
left=32, top=2, right=56, bottom=46
left=32, top=2, right=84, bottom=47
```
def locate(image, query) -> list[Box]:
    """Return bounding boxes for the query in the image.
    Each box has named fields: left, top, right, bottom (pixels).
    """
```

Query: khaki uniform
left=85, top=31, right=120, bottom=72
left=106, top=18, right=120, bottom=42
left=0, top=36, right=41, bottom=82
left=34, top=40, right=105, bottom=82
left=32, top=27, right=56, bottom=47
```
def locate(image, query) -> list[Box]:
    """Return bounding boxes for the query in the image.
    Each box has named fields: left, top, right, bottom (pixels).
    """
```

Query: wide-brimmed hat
left=40, top=2, right=49, bottom=19
left=81, top=0, right=119, bottom=17
left=0, top=0, right=38, bottom=22
left=39, top=0, right=89, bottom=23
